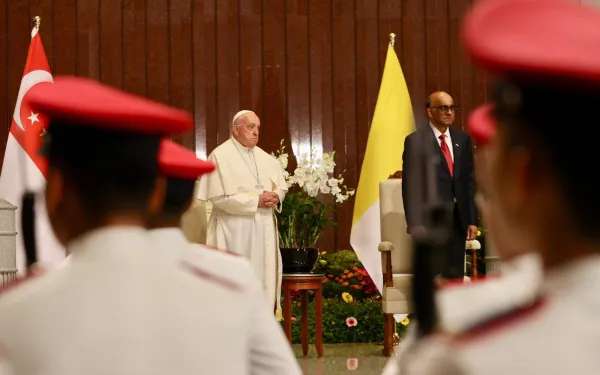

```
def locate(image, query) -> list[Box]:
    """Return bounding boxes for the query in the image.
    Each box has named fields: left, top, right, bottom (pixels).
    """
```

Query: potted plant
left=272, top=140, right=354, bottom=273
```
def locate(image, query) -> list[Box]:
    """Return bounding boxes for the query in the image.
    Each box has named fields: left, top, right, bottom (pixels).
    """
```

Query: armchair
left=377, top=178, right=482, bottom=356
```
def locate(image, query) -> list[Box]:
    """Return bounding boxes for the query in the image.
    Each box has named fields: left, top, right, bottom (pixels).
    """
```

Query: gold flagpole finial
left=389, top=33, right=396, bottom=47
left=34, top=16, right=41, bottom=29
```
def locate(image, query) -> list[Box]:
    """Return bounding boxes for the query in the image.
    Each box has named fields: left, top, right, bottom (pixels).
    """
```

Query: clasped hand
left=258, top=191, right=279, bottom=208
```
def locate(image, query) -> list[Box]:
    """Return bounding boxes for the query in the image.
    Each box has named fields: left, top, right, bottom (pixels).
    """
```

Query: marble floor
left=293, top=343, right=395, bottom=375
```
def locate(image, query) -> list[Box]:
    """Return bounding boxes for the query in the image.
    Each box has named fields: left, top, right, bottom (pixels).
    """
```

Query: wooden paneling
left=4, top=0, right=557, bottom=251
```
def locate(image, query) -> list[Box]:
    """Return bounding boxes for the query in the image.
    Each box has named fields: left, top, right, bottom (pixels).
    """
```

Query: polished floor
left=293, top=343, right=396, bottom=375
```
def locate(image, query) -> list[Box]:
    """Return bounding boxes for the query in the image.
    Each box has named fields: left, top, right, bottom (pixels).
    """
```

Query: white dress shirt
left=430, top=122, right=454, bottom=161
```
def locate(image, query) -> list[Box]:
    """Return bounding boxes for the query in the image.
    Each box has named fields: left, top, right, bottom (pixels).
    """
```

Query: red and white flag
left=0, top=24, right=63, bottom=274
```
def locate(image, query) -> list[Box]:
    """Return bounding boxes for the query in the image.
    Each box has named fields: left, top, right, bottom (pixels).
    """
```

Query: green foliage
left=313, top=250, right=380, bottom=301
left=276, top=191, right=336, bottom=248
left=281, top=298, right=409, bottom=344
left=313, top=250, right=361, bottom=277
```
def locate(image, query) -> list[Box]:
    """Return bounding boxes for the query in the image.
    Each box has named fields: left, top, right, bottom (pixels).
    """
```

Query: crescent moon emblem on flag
left=13, top=70, right=54, bottom=131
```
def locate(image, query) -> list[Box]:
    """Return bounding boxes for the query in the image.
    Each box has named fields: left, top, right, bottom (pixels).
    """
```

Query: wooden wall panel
left=0, top=1, right=7, bottom=168
left=169, top=0, right=194, bottom=149
left=122, top=0, right=147, bottom=97
left=53, top=0, right=77, bottom=76
left=192, top=0, right=217, bottom=159
left=2, top=0, right=542, bottom=251
left=99, top=0, right=123, bottom=89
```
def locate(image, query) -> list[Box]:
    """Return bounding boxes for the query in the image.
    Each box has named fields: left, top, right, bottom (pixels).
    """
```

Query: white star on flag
left=27, top=112, right=40, bottom=124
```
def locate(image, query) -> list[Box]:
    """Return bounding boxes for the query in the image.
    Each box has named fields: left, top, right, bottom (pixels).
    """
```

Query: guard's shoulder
left=182, top=244, right=251, bottom=271
left=452, top=296, right=546, bottom=343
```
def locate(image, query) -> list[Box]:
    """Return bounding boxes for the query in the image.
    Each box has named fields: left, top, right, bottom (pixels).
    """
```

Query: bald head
left=426, top=91, right=456, bottom=129
left=232, top=110, right=260, bottom=148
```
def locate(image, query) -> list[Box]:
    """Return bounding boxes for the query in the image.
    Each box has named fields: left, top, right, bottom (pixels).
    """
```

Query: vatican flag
left=350, top=35, right=415, bottom=294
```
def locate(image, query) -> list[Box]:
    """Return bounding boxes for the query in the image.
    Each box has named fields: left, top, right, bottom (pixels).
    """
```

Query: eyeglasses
left=430, top=105, right=459, bottom=113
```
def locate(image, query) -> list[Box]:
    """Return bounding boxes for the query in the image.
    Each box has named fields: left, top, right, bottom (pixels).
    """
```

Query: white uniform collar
left=147, top=227, right=188, bottom=246
left=67, top=226, right=149, bottom=262
left=543, top=254, right=600, bottom=296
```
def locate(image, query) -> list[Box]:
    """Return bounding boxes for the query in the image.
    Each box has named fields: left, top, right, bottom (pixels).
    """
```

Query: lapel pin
left=455, top=143, right=459, bottom=147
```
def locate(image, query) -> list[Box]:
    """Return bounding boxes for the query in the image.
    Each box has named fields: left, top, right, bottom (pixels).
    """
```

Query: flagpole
left=389, top=32, right=395, bottom=47
left=34, top=16, right=41, bottom=29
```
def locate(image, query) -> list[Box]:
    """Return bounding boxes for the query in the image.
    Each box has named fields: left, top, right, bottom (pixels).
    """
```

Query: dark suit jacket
left=401, top=126, right=478, bottom=232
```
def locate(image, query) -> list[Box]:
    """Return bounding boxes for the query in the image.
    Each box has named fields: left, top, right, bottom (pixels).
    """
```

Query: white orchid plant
left=272, top=140, right=354, bottom=249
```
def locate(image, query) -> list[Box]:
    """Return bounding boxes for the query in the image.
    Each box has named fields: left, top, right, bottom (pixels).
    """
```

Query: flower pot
left=280, top=247, right=319, bottom=274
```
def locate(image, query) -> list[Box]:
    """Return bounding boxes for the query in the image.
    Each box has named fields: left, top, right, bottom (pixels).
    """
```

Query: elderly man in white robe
left=198, top=110, right=288, bottom=319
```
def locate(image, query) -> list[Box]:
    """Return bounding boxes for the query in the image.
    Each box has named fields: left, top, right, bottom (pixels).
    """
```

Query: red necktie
left=439, top=134, right=453, bottom=177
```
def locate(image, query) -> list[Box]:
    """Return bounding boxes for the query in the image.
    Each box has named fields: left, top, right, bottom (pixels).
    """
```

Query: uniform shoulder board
left=179, top=260, right=243, bottom=292
left=453, top=296, right=546, bottom=342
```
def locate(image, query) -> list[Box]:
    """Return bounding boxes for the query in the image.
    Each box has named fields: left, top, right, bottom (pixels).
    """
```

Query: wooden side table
left=282, top=273, right=324, bottom=357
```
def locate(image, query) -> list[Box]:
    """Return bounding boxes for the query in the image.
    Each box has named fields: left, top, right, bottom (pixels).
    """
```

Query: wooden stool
left=282, top=273, right=324, bottom=357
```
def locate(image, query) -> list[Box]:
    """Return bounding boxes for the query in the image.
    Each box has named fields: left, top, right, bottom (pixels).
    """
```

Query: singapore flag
left=0, top=24, right=64, bottom=274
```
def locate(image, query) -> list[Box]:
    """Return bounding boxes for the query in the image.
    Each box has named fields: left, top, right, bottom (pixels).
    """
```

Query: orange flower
left=327, top=274, right=334, bottom=279
left=352, top=266, right=358, bottom=271
left=344, top=270, right=349, bottom=274
left=341, top=275, right=346, bottom=279
left=358, top=276, right=364, bottom=281
left=343, top=282, right=349, bottom=286
left=353, top=285, right=360, bottom=290
left=347, top=273, right=354, bottom=278
left=335, top=277, right=340, bottom=281
left=361, top=281, right=366, bottom=285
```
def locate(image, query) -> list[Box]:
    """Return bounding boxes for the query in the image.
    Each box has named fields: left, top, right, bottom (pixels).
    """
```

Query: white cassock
left=0, top=226, right=295, bottom=375
left=198, top=137, right=288, bottom=317
left=147, top=227, right=302, bottom=375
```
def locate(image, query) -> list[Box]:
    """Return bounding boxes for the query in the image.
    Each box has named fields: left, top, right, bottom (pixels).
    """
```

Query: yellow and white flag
left=350, top=39, right=415, bottom=293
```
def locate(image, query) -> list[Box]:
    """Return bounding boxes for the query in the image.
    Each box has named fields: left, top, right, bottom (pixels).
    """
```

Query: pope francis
left=198, top=110, right=288, bottom=318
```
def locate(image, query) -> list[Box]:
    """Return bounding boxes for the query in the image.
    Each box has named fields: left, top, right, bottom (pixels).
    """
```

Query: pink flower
left=345, top=317, right=358, bottom=327
left=291, top=317, right=297, bottom=322
left=346, top=358, right=359, bottom=370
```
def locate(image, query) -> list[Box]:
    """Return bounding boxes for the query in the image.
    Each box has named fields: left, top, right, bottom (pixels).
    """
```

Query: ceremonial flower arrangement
left=272, top=140, right=354, bottom=248
left=281, top=250, right=411, bottom=344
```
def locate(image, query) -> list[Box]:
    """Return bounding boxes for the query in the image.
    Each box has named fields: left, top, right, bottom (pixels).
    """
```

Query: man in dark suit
left=402, top=91, right=478, bottom=281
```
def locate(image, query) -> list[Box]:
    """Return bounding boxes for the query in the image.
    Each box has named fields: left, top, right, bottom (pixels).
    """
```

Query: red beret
left=462, top=0, right=600, bottom=86
left=467, top=104, right=496, bottom=146
left=25, top=76, right=192, bottom=135
left=158, top=140, right=215, bottom=180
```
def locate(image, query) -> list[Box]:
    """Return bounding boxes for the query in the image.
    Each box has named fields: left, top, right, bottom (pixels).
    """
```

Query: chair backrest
left=379, top=179, right=412, bottom=275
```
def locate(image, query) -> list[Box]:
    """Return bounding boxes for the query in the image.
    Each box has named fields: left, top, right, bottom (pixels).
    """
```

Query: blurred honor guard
left=0, top=77, right=276, bottom=375
left=148, top=140, right=302, bottom=375
left=197, top=110, right=288, bottom=318
left=394, top=1, right=600, bottom=374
